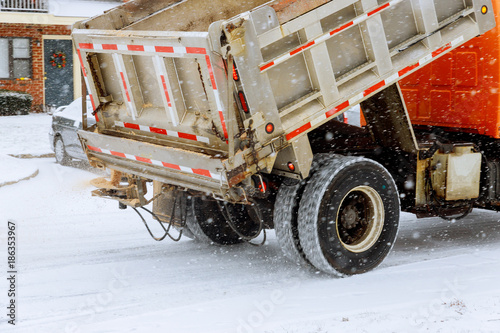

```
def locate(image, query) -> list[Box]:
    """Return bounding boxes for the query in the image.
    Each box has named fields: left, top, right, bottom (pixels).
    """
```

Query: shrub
left=0, top=90, right=33, bottom=116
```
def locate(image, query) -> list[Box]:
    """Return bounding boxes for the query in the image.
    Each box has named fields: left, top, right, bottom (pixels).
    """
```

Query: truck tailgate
left=73, top=29, right=232, bottom=193
left=78, top=130, right=226, bottom=193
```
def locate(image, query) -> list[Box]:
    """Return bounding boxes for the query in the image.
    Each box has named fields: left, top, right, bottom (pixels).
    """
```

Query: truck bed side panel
left=400, top=0, right=500, bottom=139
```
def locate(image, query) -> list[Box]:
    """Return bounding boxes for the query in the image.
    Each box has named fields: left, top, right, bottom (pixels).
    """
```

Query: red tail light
left=233, top=63, right=239, bottom=81
left=238, top=91, right=249, bottom=113
left=258, top=181, right=267, bottom=193
left=223, top=60, right=240, bottom=81
left=265, top=123, right=275, bottom=134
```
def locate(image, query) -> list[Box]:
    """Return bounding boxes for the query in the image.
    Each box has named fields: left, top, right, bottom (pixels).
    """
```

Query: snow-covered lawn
left=0, top=155, right=39, bottom=187
left=1, top=114, right=500, bottom=333
left=0, top=114, right=52, bottom=156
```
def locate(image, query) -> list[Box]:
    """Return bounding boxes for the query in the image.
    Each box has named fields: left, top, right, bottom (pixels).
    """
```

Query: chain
left=86, top=53, right=105, bottom=97
left=212, top=120, right=227, bottom=142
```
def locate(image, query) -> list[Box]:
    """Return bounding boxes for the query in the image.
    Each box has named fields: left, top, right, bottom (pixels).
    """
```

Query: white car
left=48, top=97, right=96, bottom=164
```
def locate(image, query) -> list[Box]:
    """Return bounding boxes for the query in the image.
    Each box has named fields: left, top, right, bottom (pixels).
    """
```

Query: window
left=0, top=37, right=31, bottom=80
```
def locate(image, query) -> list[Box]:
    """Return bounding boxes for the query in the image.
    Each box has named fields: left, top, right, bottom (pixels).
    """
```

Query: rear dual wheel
left=273, top=154, right=332, bottom=267
left=273, top=181, right=308, bottom=265
left=186, top=197, right=260, bottom=245
left=275, top=156, right=400, bottom=276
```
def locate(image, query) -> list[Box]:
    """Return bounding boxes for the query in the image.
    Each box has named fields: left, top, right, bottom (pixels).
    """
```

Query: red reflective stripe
left=326, top=100, right=350, bottom=118
left=95, top=113, right=99, bottom=122
left=304, top=40, right=316, bottom=49
left=135, top=156, right=152, bottom=164
left=432, top=44, right=451, bottom=57
left=124, top=122, right=140, bottom=130
left=162, top=162, right=181, bottom=170
left=290, top=41, right=315, bottom=56
left=368, top=2, right=390, bottom=16
left=120, top=72, right=131, bottom=102
left=286, top=122, right=312, bottom=141
left=219, top=111, right=228, bottom=139
left=398, top=63, right=419, bottom=77
left=330, top=22, right=354, bottom=35
left=178, top=133, right=197, bottom=141
left=119, top=122, right=204, bottom=142
left=364, top=81, right=385, bottom=97
left=160, top=75, right=172, bottom=107
left=290, top=47, right=302, bottom=55
left=77, top=49, right=86, bottom=77
left=260, top=61, right=275, bottom=72
left=110, top=151, right=126, bottom=158
left=89, top=94, right=96, bottom=110
left=79, top=43, right=93, bottom=50
left=155, top=46, right=174, bottom=53
left=192, top=169, right=211, bottom=178
left=127, top=45, right=144, bottom=52
left=205, top=56, right=217, bottom=90
left=87, top=145, right=102, bottom=153
left=87, top=147, right=215, bottom=178
left=186, top=47, right=206, bottom=54
left=150, top=127, right=167, bottom=135
left=102, top=44, right=118, bottom=50
left=78, top=48, right=96, bottom=111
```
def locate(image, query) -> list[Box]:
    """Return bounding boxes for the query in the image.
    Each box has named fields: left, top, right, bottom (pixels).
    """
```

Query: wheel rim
left=55, top=138, right=65, bottom=162
left=336, top=185, right=384, bottom=253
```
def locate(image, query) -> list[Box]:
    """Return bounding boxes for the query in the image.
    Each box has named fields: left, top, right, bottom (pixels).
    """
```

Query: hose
left=132, top=192, right=187, bottom=242
left=217, top=201, right=267, bottom=246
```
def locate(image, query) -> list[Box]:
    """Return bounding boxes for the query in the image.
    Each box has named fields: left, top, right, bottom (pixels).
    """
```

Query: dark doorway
left=44, top=39, right=74, bottom=109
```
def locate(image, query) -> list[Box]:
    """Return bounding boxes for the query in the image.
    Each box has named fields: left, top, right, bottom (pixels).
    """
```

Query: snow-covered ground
left=0, top=114, right=52, bottom=156
left=0, top=155, right=38, bottom=187
left=1, top=114, right=500, bottom=333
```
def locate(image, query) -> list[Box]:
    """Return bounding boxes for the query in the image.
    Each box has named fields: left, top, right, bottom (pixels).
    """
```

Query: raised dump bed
left=73, top=0, right=494, bottom=199
left=72, top=0, right=498, bottom=276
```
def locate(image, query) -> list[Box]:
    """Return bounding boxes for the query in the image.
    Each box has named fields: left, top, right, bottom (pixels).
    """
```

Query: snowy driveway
left=1, top=114, right=500, bottom=333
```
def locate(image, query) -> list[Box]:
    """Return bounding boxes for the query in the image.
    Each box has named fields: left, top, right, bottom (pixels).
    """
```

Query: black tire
left=186, top=197, right=260, bottom=245
left=185, top=201, right=213, bottom=244
left=54, top=136, right=70, bottom=165
left=298, top=156, right=400, bottom=276
left=173, top=224, right=195, bottom=240
left=274, top=182, right=308, bottom=265
left=273, top=154, right=333, bottom=266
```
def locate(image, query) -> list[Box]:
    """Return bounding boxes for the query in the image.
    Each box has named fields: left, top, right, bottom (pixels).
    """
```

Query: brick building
left=0, top=0, right=121, bottom=111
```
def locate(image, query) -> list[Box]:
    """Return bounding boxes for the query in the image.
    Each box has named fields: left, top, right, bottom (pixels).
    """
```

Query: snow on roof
left=49, top=0, right=122, bottom=18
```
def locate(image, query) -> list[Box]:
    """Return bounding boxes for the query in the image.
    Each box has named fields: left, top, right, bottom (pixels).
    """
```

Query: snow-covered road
left=1, top=115, right=500, bottom=333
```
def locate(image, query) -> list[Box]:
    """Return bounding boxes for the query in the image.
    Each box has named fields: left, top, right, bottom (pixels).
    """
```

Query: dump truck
left=71, top=0, right=497, bottom=276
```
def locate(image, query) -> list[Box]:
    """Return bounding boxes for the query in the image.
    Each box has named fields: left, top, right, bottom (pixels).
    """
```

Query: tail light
left=265, top=123, right=275, bottom=134
left=258, top=180, right=267, bottom=193
left=238, top=91, right=249, bottom=113
left=223, top=59, right=240, bottom=81
left=232, top=63, right=240, bottom=81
